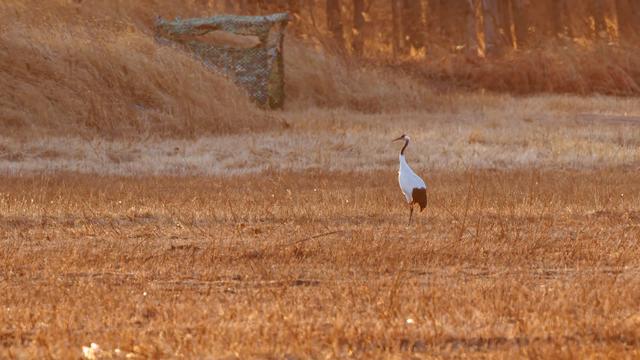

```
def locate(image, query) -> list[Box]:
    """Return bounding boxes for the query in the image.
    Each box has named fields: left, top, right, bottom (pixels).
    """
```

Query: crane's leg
left=408, top=204, right=414, bottom=225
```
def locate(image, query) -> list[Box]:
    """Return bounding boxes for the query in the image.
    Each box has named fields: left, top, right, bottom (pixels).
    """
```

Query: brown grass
left=6, top=1, right=640, bottom=140
left=1, top=170, right=639, bottom=358
left=0, top=0, right=436, bottom=139
left=284, top=39, right=433, bottom=112
left=2, top=94, right=639, bottom=175
left=2, top=2, right=640, bottom=358
left=414, top=41, right=640, bottom=96
left=0, top=2, right=271, bottom=138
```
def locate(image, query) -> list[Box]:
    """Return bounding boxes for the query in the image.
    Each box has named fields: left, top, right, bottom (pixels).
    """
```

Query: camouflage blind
left=155, top=13, right=289, bottom=109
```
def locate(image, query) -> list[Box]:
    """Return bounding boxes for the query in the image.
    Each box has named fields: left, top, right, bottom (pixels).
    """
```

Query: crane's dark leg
left=408, top=204, right=414, bottom=224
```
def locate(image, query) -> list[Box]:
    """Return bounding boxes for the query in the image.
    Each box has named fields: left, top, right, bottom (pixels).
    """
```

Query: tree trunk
left=223, top=0, right=237, bottom=12
left=589, top=0, right=608, bottom=38
left=445, top=0, right=473, bottom=48
left=326, top=0, right=345, bottom=50
left=401, top=0, right=424, bottom=50
left=426, top=0, right=441, bottom=37
left=589, top=0, right=620, bottom=40
left=284, top=0, right=301, bottom=34
left=566, top=0, right=591, bottom=39
left=241, top=0, right=259, bottom=14
left=391, top=0, right=401, bottom=57
left=512, top=0, right=529, bottom=48
left=465, top=0, right=480, bottom=55
left=604, top=0, right=620, bottom=41
left=307, top=0, right=318, bottom=29
left=288, top=0, right=300, bottom=15
left=550, top=0, right=571, bottom=37
left=352, top=0, right=365, bottom=56
left=499, top=0, right=515, bottom=48
left=616, top=0, right=640, bottom=40
left=482, top=0, right=503, bottom=56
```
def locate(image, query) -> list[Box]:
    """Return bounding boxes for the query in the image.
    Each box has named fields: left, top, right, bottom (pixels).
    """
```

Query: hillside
left=3, top=1, right=640, bottom=139
left=0, top=1, right=433, bottom=138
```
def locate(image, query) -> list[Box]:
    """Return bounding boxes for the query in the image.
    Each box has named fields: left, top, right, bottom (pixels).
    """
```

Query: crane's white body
left=398, top=154, right=427, bottom=203
left=393, top=134, right=428, bottom=224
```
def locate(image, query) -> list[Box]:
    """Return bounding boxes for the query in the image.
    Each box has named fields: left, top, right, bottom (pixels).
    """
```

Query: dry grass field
left=1, top=99, right=639, bottom=357
left=2, top=95, right=640, bottom=175
left=1, top=169, right=639, bottom=358
left=2, top=1, right=640, bottom=358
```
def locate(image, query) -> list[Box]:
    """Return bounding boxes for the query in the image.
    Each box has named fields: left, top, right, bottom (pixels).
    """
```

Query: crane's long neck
left=400, top=139, right=409, bottom=155
left=399, top=151, right=414, bottom=175
left=400, top=138, right=409, bottom=155
left=399, top=139, right=412, bottom=173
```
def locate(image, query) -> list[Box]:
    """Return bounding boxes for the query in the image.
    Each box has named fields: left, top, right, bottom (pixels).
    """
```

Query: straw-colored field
left=1, top=167, right=639, bottom=358
left=3, top=1, right=640, bottom=358
left=2, top=99, right=640, bottom=357
left=3, top=94, right=640, bottom=175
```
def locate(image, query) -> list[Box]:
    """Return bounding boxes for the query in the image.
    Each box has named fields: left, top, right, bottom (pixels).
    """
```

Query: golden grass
left=0, top=0, right=436, bottom=138
left=1, top=170, right=639, bottom=358
left=5, top=0, right=640, bottom=140
left=284, top=39, right=434, bottom=112
left=0, top=16, right=269, bottom=138
left=2, top=94, right=639, bottom=175
left=2, top=2, right=640, bottom=357
left=414, top=41, right=640, bottom=96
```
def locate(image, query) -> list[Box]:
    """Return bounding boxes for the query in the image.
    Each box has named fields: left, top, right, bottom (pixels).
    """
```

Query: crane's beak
left=392, top=135, right=404, bottom=142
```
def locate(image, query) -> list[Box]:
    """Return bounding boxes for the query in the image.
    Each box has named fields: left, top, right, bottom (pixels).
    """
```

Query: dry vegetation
left=4, top=0, right=640, bottom=139
left=2, top=97, right=640, bottom=175
left=0, top=0, right=432, bottom=138
left=2, top=1, right=640, bottom=358
left=0, top=1, right=271, bottom=138
left=410, top=41, right=640, bottom=96
left=1, top=170, right=639, bottom=358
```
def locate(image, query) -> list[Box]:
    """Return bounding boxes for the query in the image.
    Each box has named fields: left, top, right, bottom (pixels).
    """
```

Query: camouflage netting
left=156, top=13, right=289, bottom=109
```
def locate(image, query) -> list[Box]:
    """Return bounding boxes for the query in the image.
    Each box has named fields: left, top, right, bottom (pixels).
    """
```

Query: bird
left=393, top=134, right=427, bottom=224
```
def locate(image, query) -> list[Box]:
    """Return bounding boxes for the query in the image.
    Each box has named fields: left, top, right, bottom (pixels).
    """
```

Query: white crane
left=393, top=134, right=427, bottom=224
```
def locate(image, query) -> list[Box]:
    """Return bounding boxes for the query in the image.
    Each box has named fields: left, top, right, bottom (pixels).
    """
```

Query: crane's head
left=392, top=134, right=409, bottom=142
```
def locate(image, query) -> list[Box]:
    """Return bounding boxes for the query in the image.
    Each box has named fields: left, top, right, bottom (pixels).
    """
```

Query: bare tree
left=603, top=0, right=620, bottom=40
left=224, top=0, right=640, bottom=61
left=511, top=0, right=529, bottom=48
left=426, top=0, right=443, bottom=38
left=223, top=0, right=238, bottom=12
left=352, top=0, right=365, bottom=55
left=288, top=0, right=300, bottom=15
left=391, top=0, right=401, bottom=57
left=498, top=0, right=515, bottom=48
left=241, top=0, right=259, bottom=14
left=465, top=0, right=480, bottom=55
left=401, top=0, right=424, bottom=50
left=482, top=0, right=503, bottom=55
left=327, top=0, right=345, bottom=50
left=433, top=0, right=479, bottom=54
left=589, top=0, right=607, bottom=38
left=616, top=0, right=640, bottom=40
left=441, top=0, right=475, bottom=49
left=550, top=0, right=572, bottom=38
left=587, top=0, right=621, bottom=40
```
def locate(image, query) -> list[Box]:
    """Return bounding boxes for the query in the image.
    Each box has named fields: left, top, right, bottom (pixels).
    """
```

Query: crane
left=393, top=134, right=427, bottom=224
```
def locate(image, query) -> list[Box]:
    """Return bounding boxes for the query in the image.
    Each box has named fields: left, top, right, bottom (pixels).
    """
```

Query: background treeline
left=218, top=0, right=640, bottom=59
left=2, top=0, right=640, bottom=137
